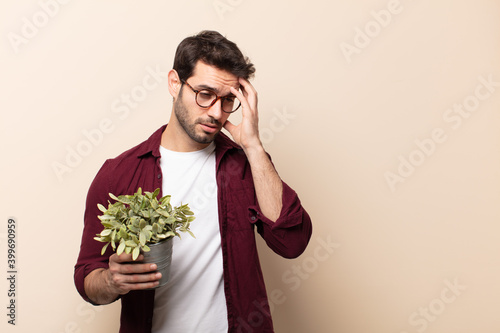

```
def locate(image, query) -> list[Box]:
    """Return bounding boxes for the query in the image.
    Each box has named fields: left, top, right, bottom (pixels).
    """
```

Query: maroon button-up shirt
left=74, top=125, right=312, bottom=333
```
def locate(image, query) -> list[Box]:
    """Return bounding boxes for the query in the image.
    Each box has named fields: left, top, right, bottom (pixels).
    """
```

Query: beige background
left=1, top=0, right=499, bottom=332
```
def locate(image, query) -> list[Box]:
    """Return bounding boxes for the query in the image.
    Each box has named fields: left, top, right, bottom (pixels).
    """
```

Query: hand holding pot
left=107, top=253, right=162, bottom=294
left=84, top=253, right=161, bottom=305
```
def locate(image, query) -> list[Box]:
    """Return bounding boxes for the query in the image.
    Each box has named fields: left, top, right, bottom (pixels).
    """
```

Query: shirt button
left=157, top=174, right=161, bottom=179
left=250, top=216, right=257, bottom=221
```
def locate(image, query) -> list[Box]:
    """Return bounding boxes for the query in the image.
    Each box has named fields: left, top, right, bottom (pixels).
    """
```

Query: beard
left=173, top=95, right=222, bottom=144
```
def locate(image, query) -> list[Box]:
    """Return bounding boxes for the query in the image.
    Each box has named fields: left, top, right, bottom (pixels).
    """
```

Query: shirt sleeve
left=248, top=180, right=312, bottom=259
left=74, top=160, right=116, bottom=304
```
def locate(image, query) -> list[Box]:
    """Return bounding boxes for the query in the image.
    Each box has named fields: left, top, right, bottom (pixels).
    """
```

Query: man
left=74, top=30, right=312, bottom=333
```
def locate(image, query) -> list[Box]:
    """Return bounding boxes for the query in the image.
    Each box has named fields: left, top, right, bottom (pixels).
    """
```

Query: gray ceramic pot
left=142, top=237, right=173, bottom=288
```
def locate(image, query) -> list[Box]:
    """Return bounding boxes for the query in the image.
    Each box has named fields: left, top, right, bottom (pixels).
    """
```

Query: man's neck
left=160, top=121, right=210, bottom=152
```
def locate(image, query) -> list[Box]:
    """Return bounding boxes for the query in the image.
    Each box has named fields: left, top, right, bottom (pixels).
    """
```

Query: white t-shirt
left=152, top=142, right=228, bottom=333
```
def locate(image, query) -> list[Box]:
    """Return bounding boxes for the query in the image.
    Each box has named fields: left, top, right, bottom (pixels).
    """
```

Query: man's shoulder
left=95, top=125, right=165, bottom=183
left=106, top=125, right=166, bottom=165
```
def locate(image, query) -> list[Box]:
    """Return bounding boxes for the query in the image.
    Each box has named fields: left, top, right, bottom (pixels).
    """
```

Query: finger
left=239, top=78, right=256, bottom=93
left=110, top=261, right=158, bottom=274
left=110, top=252, right=144, bottom=263
left=126, top=280, right=161, bottom=291
left=238, top=78, right=257, bottom=102
left=233, top=81, right=257, bottom=114
left=123, top=263, right=159, bottom=274
left=230, top=86, right=252, bottom=115
left=112, top=271, right=162, bottom=293
left=230, top=86, right=245, bottom=101
left=109, top=253, right=159, bottom=275
left=121, top=271, right=162, bottom=285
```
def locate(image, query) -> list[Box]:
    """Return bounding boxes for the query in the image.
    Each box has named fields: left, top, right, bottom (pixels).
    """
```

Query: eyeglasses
left=181, top=80, right=241, bottom=113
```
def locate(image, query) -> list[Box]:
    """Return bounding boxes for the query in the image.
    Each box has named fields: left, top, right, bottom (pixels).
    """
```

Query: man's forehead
left=191, top=61, right=240, bottom=91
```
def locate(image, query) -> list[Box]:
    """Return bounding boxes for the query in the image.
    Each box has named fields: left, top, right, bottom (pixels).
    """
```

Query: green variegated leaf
left=139, top=231, right=146, bottom=246
left=157, top=209, right=170, bottom=218
left=109, top=192, right=119, bottom=201
left=130, top=216, right=140, bottom=226
left=141, top=210, right=150, bottom=218
left=118, top=196, right=132, bottom=205
left=101, top=242, right=109, bottom=255
left=132, top=246, right=140, bottom=260
left=159, top=231, right=176, bottom=238
left=160, top=195, right=171, bottom=205
left=100, top=229, right=112, bottom=237
left=151, top=199, right=158, bottom=210
left=98, top=215, right=116, bottom=221
left=101, top=221, right=119, bottom=229
left=118, top=227, right=128, bottom=239
left=111, top=233, right=117, bottom=249
left=128, top=225, right=140, bottom=233
left=117, top=241, right=126, bottom=255
left=125, top=240, right=137, bottom=247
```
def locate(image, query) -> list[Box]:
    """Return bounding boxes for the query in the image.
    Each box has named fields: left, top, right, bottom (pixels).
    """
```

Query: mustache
left=196, top=117, right=221, bottom=127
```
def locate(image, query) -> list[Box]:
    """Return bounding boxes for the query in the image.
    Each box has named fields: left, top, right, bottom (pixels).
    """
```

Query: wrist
left=243, top=141, right=265, bottom=161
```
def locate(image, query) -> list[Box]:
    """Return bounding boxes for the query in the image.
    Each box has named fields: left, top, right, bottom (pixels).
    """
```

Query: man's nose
left=207, top=98, right=223, bottom=119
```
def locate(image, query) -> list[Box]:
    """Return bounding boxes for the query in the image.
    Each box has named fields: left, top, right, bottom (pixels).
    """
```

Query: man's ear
left=168, top=69, right=182, bottom=98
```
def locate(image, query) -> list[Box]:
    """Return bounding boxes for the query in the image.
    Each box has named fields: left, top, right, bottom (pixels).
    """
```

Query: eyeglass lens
left=196, top=90, right=240, bottom=113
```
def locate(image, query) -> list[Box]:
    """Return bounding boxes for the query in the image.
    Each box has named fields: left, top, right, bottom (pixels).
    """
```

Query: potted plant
left=93, top=187, right=195, bottom=287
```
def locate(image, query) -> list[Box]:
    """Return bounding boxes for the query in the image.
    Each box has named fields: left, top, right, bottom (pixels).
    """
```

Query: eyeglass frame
left=180, top=79, right=241, bottom=113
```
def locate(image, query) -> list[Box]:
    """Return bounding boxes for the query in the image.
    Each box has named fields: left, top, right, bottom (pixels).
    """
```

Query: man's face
left=173, top=61, right=239, bottom=145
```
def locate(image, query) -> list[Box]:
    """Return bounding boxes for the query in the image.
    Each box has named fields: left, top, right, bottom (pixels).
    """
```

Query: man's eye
left=199, top=91, right=214, bottom=99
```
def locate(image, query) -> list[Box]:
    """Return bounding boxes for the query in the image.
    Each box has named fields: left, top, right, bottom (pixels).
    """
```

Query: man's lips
left=199, top=123, right=219, bottom=133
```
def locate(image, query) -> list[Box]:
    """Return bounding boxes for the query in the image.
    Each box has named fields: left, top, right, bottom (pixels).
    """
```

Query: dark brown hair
left=173, top=30, right=255, bottom=81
